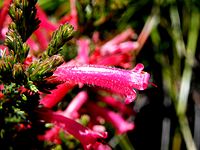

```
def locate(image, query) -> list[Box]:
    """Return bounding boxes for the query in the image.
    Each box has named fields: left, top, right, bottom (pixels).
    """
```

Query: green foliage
left=9, top=0, right=40, bottom=42
left=43, top=23, right=75, bottom=58
left=0, top=55, right=15, bottom=84
left=29, top=55, right=64, bottom=82
left=0, top=0, right=74, bottom=149
left=4, top=23, right=29, bottom=63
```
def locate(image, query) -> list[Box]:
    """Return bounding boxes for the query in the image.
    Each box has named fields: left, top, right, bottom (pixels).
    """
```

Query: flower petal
left=49, top=64, right=150, bottom=103
left=38, top=109, right=107, bottom=150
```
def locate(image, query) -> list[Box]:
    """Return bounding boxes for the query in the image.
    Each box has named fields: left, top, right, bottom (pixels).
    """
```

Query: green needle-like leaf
left=43, top=23, right=75, bottom=58
left=4, top=23, right=29, bottom=63
left=29, top=55, right=64, bottom=82
left=9, top=0, right=40, bottom=42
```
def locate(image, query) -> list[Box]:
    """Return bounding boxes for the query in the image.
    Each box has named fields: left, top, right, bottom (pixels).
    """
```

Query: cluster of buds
left=0, top=0, right=152, bottom=149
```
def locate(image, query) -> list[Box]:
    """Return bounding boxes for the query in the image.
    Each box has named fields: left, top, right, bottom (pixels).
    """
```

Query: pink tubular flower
left=34, top=29, right=49, bottom=50
left=0, top=45, right=9, bottom=55
left=23, top=55, right=34, bottom=68
left=100, top=28, right=136, bottom=55
left=61, top=91, right=88, bottom=118
left=101, top=41, right=139, bottom=55
left=59, top=0, right=78, bottom=30
left=76, top=38, right=90, bottom=64
left=0, top=0, right=12, bottom=39
left=104, top=28, right=135, bottom=45
left=92, top=31, right=100, bottom=43
left=49, top=63, right=150, bottom=104
left=117, top=41, right=139, bottom=53
left=38, top=125, right=61, bottom=144
left=38, top=109, right=108, bottom=150
left=96, top=53, right=132, bottom=68
left=86, top=102, right=134, bottom=134
left=40, top=83, right=75, bottom=108
left=98, top=96, right=135, bottom=116
left=36, top=5, right=58, bottom=31
left=27, top=38, right=40, bottom=53
left=70, top=0, right=78, bottom=30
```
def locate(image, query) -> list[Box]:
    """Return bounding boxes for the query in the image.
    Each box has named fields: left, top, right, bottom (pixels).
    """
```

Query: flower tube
left=100, top=28, right=136, bottom=55
left=86, top=102, right=134, bottom=134
left=101, top=41, right=139, bottom=55
left=102, top=28, right=135, bottom=46
left=38, top=109, right=107, bottom=150
left=0, top=0, right=12, bottom=39
left=40, top=83, right=75, bottom=108
left=49, top=63, right=150, bottom=104
left=70, top=0, right=78, bottom=30
left=96, top=53, right=131, bottom=68
left=36, top=5, right=58, bottom=31
left=59, top=0, right=78, bottom=30
left=98, top=96, right=135, bottom=116
left=38, top=125, right=61, bottom=144
left=76, top=38, right=90, bottom=64
left=61, top=91, right=88, bottom=118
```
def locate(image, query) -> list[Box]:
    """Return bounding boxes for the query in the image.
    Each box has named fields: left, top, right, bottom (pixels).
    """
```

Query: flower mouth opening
left=141, top=72, right=151, bottom=90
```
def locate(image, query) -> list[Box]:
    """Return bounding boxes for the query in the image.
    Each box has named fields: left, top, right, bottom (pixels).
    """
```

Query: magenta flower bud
left=50, top=63, right=150, bottom=104
left=38, top=109, right=107, bottom=150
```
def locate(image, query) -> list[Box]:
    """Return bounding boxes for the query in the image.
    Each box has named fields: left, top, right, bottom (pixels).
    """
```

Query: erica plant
left=0, top=0, right=152, bottom=149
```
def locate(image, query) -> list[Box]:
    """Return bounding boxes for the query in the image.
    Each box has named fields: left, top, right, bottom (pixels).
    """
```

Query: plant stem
left=176, top=8, right=199, bottom=150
